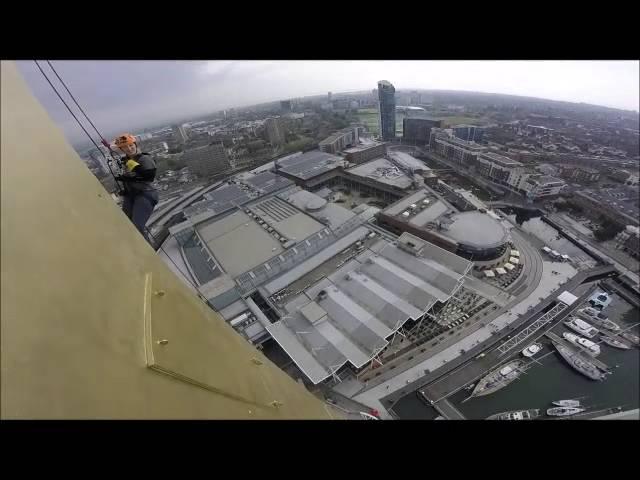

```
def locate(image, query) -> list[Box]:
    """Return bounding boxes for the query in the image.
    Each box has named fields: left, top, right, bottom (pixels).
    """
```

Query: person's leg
left=121, top=194, right=134, bottom=219
left=131, top=193, right=157, bottom=241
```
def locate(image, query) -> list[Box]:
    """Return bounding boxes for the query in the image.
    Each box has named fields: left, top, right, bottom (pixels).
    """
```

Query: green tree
left=593, top=218, right=623, bottom=241
left=246, top=140, right=267, bottom=153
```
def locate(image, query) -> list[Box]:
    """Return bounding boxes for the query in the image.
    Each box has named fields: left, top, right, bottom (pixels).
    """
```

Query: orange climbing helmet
left=114, top=133, right=136, bottom=148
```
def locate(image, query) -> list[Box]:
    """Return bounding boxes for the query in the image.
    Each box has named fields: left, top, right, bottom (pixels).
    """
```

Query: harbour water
left=391, top=294, right=639, bottom=419
left=502, top=209, right=597, bottom=267
left=451, top=298, right=639, bottom=419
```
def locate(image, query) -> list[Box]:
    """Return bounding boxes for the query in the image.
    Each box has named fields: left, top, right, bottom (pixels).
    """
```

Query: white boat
left=562, top=332, right=601, bottom=356
left=470, top=360, right=526, bottom=397
left=564, top=317, right=599, bottom=339
left=522, top=343, right=543, bottom=358
left=620, top=331, right=640, bottom=347
left=588, top=291, right=612, bottom=310
left=600, top=334, right=631, bottom=350
left=552, top=399, right=582, bottom=407
left=547, top=406, right=586, bottom=417
left=577, top=308, right=620, bottom=331
left=553, top=342, right=606, bottom=381
left=486, top=409, right=540, bottom=420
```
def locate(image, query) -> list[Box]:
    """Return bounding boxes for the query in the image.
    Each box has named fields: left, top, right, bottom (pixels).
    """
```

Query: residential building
left=377, top=80, right=396, bottom=141
left=430, top=129, right=486, bottom=167
left=265, top=117, right=285, bottom=146
left=181, top=143, right=230, bottom=177
left=403, top=118, right=443, bottom=144
left=535, top=163, right=559, bottom=176
left=476, top=152, right=525, bottom=187
left=572, top=167, right=600, bottom=183
left=280, top=100, right=292, bottom=113
left=521, top=175, right=566, bottom=200
left=557, top=165, right=601, bottom=183
left=452, top=125, right=485, bottom=143
left=319, top=127, right=359, bottom=154
left=343, top=141, right=387, bottom=165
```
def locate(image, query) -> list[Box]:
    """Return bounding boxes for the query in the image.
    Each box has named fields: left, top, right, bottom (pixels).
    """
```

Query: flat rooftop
left=343, top=141, right=385, bottom=154
left=281, top=188, right=356, bottom=230
left=383, top=189, right=443, bottom=217
left=319, top=130, right=350, bottom=145
left=277, top=150, right=344, bottom=180
left=242, top=171, right=293, bottom=194
left=481, top=152, right=523, bottom=167
left=196, top=210, right=285, bottom=278
left=532, top=175, right=565, bottom=185
left=247, top=195, right=325, bottom=242
left=184, top=183, right=253, bottom=219
left=434, top=135, right=486, bottom=151
left=387, top=150, right=427, bottom=171
left=346, top=157, right=414, bottom=189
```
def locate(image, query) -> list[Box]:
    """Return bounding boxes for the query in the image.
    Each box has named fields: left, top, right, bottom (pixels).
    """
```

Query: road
left=549, top=213, right=639, bottom=287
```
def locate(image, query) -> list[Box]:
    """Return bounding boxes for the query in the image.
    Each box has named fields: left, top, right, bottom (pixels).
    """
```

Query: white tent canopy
left=510, top=250, right=520, bottom=257
left=510, top=257, right=520, bottom=264
left=495, top=267, right=507, bottom=275
left=484, top=270, right=495, bottom=278
left=504, top=263, right=515, bottom=271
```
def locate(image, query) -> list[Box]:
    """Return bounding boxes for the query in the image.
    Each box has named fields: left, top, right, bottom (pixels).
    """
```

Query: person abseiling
left=113, top=133, right=158, bottom=242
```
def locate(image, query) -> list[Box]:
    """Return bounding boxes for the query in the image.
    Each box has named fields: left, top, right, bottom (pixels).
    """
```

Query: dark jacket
left=117, top=153, right=157, bottom=195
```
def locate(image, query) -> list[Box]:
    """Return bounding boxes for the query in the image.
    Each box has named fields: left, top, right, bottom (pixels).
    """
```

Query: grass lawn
left=437, top=116, right=487, bottom=127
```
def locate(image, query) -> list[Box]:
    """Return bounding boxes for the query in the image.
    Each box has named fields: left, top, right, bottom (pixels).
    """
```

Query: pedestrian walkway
left=349, top=251, right=581, bottom=417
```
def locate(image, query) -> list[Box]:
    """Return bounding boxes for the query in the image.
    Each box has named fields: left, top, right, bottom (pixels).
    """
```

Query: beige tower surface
left=0, top=61, right=338, bottom=420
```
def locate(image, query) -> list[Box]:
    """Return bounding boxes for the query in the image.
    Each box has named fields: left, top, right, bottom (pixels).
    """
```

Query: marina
left=385, top=208, right=637, bottom=420
left=391, top=293, right=638, bottom=420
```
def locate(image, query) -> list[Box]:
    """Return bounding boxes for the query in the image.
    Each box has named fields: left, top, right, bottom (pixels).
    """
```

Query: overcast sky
left=17, top=60, right=640, bottom=148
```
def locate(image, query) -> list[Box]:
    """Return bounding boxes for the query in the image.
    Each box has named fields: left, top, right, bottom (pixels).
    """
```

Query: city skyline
left=16, top=60, right=640, bottom=148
